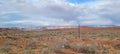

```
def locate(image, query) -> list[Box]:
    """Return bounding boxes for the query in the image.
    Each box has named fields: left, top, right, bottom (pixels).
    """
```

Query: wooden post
left=78, top=24, right=80, bottom=38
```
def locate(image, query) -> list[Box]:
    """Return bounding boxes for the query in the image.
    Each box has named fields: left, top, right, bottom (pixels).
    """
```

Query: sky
left=0, top=0, right=120, bottom=27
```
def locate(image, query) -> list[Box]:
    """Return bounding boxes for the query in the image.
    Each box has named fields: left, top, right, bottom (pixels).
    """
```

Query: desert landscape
left=0, top=26, right=120, bottom=54
left=1, top=0, right=120, bottom=54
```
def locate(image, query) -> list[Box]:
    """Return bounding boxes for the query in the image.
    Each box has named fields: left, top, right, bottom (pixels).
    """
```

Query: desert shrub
left=0, top=33, right=2, bottom=36
left=51, top=42, right=69, bottom=51
left=24, top=36, right=30, bottom=38
left=41, top=48, right=50, bottom=54
left=52, top=42, right=98, bottom=54
left=6, top=36, right=18, bottom=40
left=3, top=33, right=7, bottom=36
left=69, top=44, right=98, bottom=54
left=54, top=50, right=66, bottom=54
left=5, top=42, right=17, bottom=46
left=26, top=42, right=37, bottom=49
left=68, top=32, right=73, bottom=35
left=113, top=43, right=120, bottom=49
left=24, top=50, right=32, bottom=54
left=0, top=47, right=11, bottom=53
left=81, top=46, right=93, bottom=53
left=48, top=41, right=69, bottom=54
left=100, top=45, right=112, bottom=54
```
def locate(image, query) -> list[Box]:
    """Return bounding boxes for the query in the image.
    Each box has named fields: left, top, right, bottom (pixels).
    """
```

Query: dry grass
left=0, top=27, right=120, bottom=54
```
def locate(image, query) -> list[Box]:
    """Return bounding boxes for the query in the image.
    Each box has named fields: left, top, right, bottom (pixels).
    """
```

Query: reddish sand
left=46, top=26, right=120, bottom=31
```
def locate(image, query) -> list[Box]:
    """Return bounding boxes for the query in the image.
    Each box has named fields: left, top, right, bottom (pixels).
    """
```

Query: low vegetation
left=0, top=27, right=120, bottom=54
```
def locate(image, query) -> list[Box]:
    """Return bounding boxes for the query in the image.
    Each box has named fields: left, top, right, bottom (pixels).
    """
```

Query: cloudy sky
left=0, top=0, right=120, bottom=27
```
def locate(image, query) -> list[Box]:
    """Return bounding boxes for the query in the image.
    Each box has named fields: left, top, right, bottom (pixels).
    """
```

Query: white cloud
left=81, top=19, right=112, bottom=25
left=1, top=19, right=75, bottom=26
left=0, top=0, right=120, bottom=27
